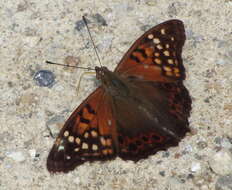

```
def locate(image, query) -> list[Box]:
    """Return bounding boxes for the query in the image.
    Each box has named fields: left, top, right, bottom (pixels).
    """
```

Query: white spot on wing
left=156, top=44, right=163, bottom=50
left=66, top=155, right=71, bottom=160
left=108, top=120, right=112, bottom=126
left=163, top=50, right=170, bottom=56
left=82, top=143, right=88, bottom=149
left=58, top=145, right=64, bottom=151
left=84, top=132, right=89, bottom=138
left=168, top=59, right=174, bottom=64
left=91, top=130, right=98, bottom=137
left=68, top=136, right=74, bottom=143
left=100, top=137, right=106, bottom=146
left=64, top=131, right=69, bottom=137
left=75, top=137, right=81, bottom=144
left=161, top=28, right=165, bottom=35
left=153, top=38, right=160, bottom=44
left=144, top=65, right=149, bottom=69
left=148, top=34, right=154, bottom=39
left=92, top=144, right=98, bottom=151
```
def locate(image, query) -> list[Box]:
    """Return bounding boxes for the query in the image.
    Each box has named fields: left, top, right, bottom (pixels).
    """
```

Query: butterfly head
left=95, top=66, right=129, bottom=96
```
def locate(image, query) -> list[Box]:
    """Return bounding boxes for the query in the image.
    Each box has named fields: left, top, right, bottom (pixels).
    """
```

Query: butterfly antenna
left=46, top=61, right=95, bottom=71
left=82, top=16, right=102, bottom=67
left=46, top=60, right=96, bottom=97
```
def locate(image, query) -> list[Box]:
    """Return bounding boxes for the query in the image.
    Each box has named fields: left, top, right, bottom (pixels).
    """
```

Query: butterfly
left=47, top=19, right=191, bottom=173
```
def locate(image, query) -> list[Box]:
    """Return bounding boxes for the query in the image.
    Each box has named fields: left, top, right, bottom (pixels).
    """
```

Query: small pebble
left=64, top=56, right=80, bottom=71
left=186, top=29, right=194, bottom=39
left=97, top=35, right=113, bottom=52
left=75, top=18, right=90, bottom=31
left=92, top=13, right=107, bottom=26
left=216, top=59, right=227, bottom=65
left=214, top=137, right=223, bottom=145
left=23, top=36, right=40, bottom=47
left=28, top=149, right=36, bottom=159
left=209, top=149, right=232, bottom=175
left=215, top=174, right=232, bottom=190
left=46, top=115, right=65, bottom=138
left=167, top=177, right=184, bottom=189
left=220, top=138, right=232, bottom=149
left=144, top=0, right=157, bottom=6
left=74, top=177, right=81, bottom=185
left=162, top=151, right=170, bottom=158
left=192, top=174, right=212, bottom=188
left=140, top=24, right=152, bottom=32
left=201, top=185, right=209, bottom=190
left=194, top=154, right=204, bottom=160
left=159, top=171, right=165, bottom=177
left=182, top=144, right=193, bottom=154
left=197, top=141, right=208, bottom=149
left=34, top=70, right=55, bottom=87
left=191, top=162, right=201, bottom=173
left=75, top=20, right=85, bottom=31
left=187, top=173, right=194, bottom=180
left=7, top=151, right=25, bottom=162
left=167, top=2, right=179, bottom=16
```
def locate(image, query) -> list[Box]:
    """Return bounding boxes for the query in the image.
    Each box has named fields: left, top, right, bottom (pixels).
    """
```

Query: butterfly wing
left=111, top=20, right=191, bottom=160
left=47, top=87, right=117, bottom=173
left=113, top=80, right=191, bottom=161
left=115, top=19, right=186, bottom=82
left=47, top=19, right=191, bottom=172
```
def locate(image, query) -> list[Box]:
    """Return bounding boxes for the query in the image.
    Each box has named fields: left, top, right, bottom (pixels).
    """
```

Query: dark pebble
left=33, top=70, right=55, bottom=87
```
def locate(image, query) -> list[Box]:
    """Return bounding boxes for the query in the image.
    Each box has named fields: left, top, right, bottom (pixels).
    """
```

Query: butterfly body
left=96, top=66, right=130, bottom=97
left=47, top=19, right=191, bottom=173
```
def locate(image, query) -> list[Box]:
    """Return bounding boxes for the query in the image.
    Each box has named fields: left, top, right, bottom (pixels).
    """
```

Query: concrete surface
left=1, top=0, right=232, bottom=190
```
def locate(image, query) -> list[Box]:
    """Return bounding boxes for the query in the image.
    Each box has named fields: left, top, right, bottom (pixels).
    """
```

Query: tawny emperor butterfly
left=47, top=19, right=191, bottom=173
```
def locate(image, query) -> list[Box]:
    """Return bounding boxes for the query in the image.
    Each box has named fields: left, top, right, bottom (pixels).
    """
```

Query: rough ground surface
left=1, top=0, right=232, bottom=190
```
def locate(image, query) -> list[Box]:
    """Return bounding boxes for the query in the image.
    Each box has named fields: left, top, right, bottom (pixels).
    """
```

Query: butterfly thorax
left=95, top=66, right=130, bottom=97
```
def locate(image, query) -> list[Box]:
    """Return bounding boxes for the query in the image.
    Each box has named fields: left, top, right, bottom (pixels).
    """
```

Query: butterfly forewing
left=115, top=20, right=186, bottom=82
left=47, top=88, right=117, bottom=173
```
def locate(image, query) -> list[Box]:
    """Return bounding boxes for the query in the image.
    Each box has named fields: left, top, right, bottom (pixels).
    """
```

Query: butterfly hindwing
left=157, top=82, right=191, bottom=122
left=115, top=19, right=186, bottom=82
left=47, top=88, right=117, bottom=173
left=114, top=80, right=191, bottom=161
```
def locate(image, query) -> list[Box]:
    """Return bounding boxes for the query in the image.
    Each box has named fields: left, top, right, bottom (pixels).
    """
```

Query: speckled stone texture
left=1, top=1, right=232, bottom=190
